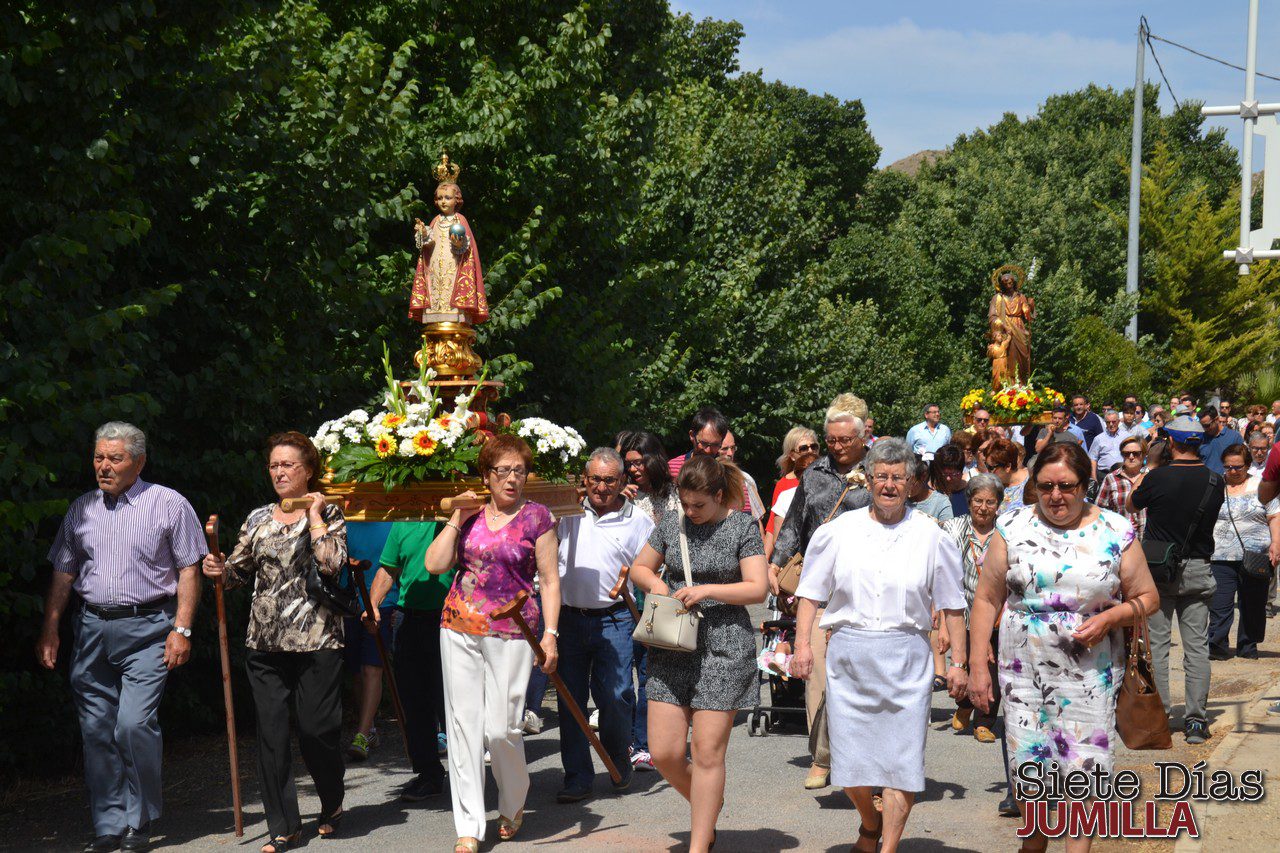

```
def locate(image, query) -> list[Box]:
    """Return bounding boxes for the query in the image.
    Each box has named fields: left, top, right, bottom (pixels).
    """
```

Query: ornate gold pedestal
left=415, top=321, right=483, bottom=377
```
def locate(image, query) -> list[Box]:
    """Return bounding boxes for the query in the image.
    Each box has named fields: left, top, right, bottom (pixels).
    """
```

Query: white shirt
left=795, top=506, right=966, bottom=633
left=771, top=486, right=796, bottom=522
left=557, top=499, right=655, bottom=609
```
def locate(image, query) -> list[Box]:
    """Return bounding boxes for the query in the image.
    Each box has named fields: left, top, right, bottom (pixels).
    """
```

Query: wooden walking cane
left=607, top=565, right=641, bottom=623
left=492, top=591, right=623, bottom=783
left=204, top=516, right=244, bottom=837
left=351, top=560, right=411, bottom=761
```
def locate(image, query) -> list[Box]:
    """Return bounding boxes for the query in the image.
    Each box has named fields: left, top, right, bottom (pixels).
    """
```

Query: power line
left=1144, top=29, right=1180, bottom=108
left=1145, top=30, right=1280, bottom=83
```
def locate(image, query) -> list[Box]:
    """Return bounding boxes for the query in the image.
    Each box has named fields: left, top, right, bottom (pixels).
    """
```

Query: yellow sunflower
left=374, top=434, right=396, bottom=458
left=413, top=431, right=437, bottom=456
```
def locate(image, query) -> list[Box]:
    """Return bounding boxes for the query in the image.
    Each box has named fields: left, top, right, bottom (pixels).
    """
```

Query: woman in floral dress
left=967, top=442, right=1159, bottom=853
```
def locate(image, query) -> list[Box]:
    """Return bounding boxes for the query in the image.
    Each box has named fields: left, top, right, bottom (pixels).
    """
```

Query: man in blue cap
left=1128, top=414, right=1224, bottom=745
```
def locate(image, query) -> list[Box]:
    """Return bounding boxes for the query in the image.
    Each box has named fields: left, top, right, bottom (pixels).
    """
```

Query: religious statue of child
left=408, top=153, right=489, bottom=326
left=987, top=328, right=1010, bottom=390
left=986, top=264, right=1034, bottom=388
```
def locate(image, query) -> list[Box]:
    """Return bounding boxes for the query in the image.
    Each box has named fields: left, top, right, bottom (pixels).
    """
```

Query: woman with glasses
left=1096, top=435, right=1149, bottom=539
left=424, top=434, right=560, bottom=853
left=967, top=442, right=1159, bottom=853
left=1207, top=444, right=1280, bottom=661
left=764, top=426, right=820, bottom=562
left=1147, top=407, right=1168, bottom=443
left=201, top=432, right=348, bottom=853
left=982, top=438, right=1030, bottom=515
left=793, top=438, right=968, bottom=852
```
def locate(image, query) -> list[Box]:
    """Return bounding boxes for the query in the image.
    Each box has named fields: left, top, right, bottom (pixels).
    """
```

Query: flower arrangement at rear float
left=961, top=381, right=1064, bottom=423
left=313, top=345, right=587, bottom=487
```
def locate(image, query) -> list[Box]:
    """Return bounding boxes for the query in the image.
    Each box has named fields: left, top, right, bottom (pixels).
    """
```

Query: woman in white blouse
left=792, top=438, right=968, bottom=853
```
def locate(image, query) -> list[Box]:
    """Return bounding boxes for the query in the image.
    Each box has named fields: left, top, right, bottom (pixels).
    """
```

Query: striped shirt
left=48, top=478, right=206, bottom=606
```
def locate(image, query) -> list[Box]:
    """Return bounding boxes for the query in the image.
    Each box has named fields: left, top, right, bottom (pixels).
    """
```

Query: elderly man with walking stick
left=37, top=422, right=206, bottom=853
left=553, top=448, right=655, bottom=803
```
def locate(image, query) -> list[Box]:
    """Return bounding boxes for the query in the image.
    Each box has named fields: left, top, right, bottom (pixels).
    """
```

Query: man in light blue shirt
left=905, top=403, right=952, bottom=458
left=1088, top=410, right=1127, bottom=480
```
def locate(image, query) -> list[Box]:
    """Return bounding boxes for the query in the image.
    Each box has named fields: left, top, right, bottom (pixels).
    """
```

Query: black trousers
left=245, top=649, right=345, bottom=837
left=1209, top=560, right=1269, bottom=657
left=396, top=608, right=447, bottom=782
left=955, top=627, right=1002, bottom=728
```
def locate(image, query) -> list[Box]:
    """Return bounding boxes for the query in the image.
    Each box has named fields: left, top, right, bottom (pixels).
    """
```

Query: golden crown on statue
left=432, top=152, right=462, bottom=184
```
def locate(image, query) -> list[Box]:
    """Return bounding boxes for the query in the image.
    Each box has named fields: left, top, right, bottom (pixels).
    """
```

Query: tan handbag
left=776, top=483, right=853, bottom=596
left=633, top=507, right=702, bottom=652
left=1115, top=600, right=1172, bottom=750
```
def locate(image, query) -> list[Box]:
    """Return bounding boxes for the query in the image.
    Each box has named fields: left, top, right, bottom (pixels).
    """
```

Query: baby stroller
left=746, top=616, right=807, bottom=737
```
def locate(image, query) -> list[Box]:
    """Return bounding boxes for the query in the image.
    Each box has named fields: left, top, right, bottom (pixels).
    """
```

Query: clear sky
left=671, top=1, right=1280, bottom=166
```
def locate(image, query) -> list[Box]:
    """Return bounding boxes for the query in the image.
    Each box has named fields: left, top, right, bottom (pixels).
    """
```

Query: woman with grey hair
left=769, top=394, right=872, bottom=791
left=792, top=438, right=967, bottom=852
left=939, top=474, right=1020, bottom=816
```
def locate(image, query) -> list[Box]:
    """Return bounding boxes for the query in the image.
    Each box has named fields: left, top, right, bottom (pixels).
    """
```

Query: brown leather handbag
left=1115, top=600, right=1172, bottom=750
left=777, top=483, right=853, bottom=596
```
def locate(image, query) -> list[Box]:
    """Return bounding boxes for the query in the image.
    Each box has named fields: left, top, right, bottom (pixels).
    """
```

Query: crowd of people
left=36, top=390, right=1280, bottom=852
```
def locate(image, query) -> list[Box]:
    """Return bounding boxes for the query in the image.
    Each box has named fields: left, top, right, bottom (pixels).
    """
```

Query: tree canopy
left=0, top=1, right=1263, bottom=776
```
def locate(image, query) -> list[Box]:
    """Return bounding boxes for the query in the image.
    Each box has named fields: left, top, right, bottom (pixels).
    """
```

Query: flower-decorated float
left=310, top=154, right=585, bottom=521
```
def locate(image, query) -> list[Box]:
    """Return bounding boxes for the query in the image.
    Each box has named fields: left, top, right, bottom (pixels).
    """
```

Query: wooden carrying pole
left=278, top=495, right=344, bottom=512
left=351, top=561, right=411, bottom=760
left=203, top=516, right=244, bottom=837
left=608, top=565, right=641, bottom=622
left=491, top=591, right=622, bottom=783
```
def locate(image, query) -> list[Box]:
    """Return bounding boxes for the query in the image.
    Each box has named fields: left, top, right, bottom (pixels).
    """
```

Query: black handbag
left=1141, top=472, right=1221, bottom=584
left=290, top=528, right=362, bottom=617
left=1225, top=494, right=1276, bottom=582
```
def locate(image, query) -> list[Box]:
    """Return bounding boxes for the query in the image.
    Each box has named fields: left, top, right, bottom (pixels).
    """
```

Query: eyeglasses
left=490, top=466, right=528, bottom=479
left=625, top=458, right=646, bottom=469
left=1121, top=451, right=1144, bottom=459
left=872, top=473, right=909, bottom=484
left=825, top=435, right=858, bottom=447
left=795, top=443, right=819, bottom=454
left=1222, top=464, right=1248, bottom=472
left=693, top=438, right=722, bottom=452
left=586, top=475, right=621, bottom=486
left=974, top=417, right=990, bottom=423
left=1034, top=480, right=1081, bottom=495
left=268, top=462, right=303, bottom=472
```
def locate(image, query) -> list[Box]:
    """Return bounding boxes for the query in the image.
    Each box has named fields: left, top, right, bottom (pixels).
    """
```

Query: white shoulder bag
left=632, top=508, right=702, bottom=652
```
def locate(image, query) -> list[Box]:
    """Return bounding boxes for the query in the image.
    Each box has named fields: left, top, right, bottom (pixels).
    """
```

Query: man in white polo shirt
left=554, top=447, right=655, bottom=804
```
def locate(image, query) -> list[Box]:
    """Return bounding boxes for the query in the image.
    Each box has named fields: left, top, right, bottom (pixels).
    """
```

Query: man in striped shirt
left=38, top=422, right=205, bottom=853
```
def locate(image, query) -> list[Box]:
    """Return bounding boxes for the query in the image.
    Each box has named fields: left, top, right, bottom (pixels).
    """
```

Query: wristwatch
left=173, top=625, right=193, bottom=638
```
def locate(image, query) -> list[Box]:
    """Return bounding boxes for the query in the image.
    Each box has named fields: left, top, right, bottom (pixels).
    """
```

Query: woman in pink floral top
left=424, top=435, right=560, bottom=853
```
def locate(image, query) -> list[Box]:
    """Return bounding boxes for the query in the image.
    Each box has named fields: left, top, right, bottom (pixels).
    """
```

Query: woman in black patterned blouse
left=203, top=431, right=348, bottom=853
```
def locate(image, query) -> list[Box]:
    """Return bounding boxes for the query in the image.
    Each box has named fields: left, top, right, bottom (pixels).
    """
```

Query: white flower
left=346, top=409, right=370, bottom=424
left=396, top=423, right=419, bottom=438
left=397, top=438, right=416, bottom=458
left=320, top=434, right=341, bottom=453
left=454, top=392, right=471, bottom=408
left=366, top=422, right=389, bottom=440
left=426, top=420, right=449, bottom=442
left=343, top=426, right=363, bottom=442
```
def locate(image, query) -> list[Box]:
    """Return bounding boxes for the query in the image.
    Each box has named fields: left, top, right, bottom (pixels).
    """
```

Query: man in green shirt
left=366, top=520, right=454, bottom=802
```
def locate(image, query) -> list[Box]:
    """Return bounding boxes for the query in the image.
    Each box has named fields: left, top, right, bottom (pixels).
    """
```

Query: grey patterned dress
left=645, top=509, right=763, bottom=711
left=224, top=503, right=348, bottom=652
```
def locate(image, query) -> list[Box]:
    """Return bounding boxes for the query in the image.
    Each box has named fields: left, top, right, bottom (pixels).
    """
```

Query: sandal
left=932, top=675, right=947, bottom=691
left=853, top=821, right=882, bottom=852
left=261, top=835, right=300, bottom=853
left=318, top=808, right=343, bottom=838
left=454, top=839, right=479, bottom=853
left=498, top=809, right=524, bottom=841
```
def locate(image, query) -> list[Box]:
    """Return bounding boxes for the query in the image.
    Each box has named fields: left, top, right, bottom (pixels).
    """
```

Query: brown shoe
left=974, top=725, right=997, bottom=743
left=951, top=707, right=972, bottom=731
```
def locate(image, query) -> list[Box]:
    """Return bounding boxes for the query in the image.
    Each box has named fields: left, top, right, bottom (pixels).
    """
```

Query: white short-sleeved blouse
left=796, top=506, right=966, bottom=632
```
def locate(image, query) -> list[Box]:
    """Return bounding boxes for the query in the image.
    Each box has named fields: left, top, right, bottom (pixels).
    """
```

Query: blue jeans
left=557, top=606, right=636, bottom=790
left=631, top=641, right=649, bottom=750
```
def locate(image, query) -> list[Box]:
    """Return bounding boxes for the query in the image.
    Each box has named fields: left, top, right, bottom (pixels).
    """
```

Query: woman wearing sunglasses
left=764, top=426, right=819, bottom=562
left=968, top=442, right=1159, bottom=853
left=1096, top=435, right=1149, bottom=539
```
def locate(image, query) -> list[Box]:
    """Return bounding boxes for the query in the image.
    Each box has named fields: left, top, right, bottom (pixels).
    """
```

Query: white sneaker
left=589, top=709, right=600, bottom=730
left=521, top=709, right=543, bottom=735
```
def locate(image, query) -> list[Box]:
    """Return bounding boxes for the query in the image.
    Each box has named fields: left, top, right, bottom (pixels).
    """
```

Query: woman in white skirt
left=792, top=437, right=968, bottom=853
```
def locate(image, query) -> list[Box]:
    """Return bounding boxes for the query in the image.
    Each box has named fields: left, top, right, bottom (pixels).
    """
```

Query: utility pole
left=1125, top=18, right=1146, bottom=342
left=1202, top=0, right=1280, bottom=272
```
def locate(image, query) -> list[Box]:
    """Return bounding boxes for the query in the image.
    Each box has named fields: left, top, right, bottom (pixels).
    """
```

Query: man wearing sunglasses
left=554, top=448, right=655, bottom=802
left=963, top=408, right=991, bottom=438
